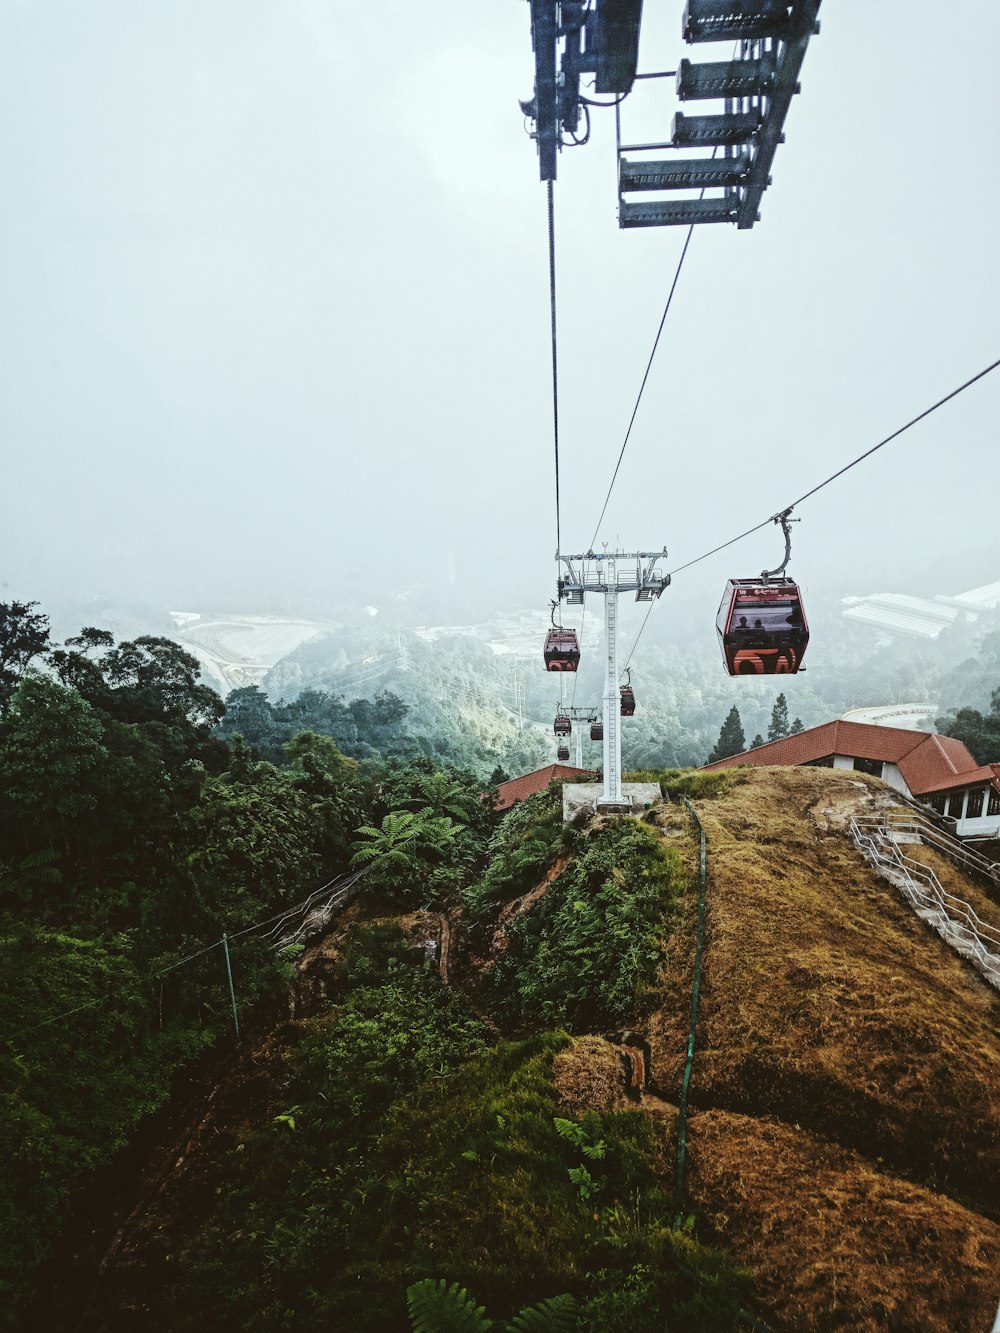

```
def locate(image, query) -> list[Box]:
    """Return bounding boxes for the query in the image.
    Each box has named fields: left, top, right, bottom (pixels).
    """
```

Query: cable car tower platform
left=558, top=548, right=669, bottom=814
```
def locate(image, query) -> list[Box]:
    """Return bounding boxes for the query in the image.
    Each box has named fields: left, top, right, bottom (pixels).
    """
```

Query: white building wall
left=832, top=754, right=854, bottom=770
left=958, top=813, right=1000, bottom=837
left=880, top=762, right=910, bottom=796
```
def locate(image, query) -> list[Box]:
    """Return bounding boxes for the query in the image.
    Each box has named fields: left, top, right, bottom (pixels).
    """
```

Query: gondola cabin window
left=716, top=578, right=809, bottom=676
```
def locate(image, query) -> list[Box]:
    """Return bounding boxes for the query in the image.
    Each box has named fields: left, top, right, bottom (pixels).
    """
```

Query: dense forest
left=3, top=596, right=999, bottom=1330
left=0, top=601, right=499, bottom=1325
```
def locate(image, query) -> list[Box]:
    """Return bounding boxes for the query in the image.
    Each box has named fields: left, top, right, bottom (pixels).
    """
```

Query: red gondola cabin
left=590, top=721, right=604, bottom=741
left=543, top=628, right=580, bottom=672
left=554, top=713, right=572, bottom=736
left=717, top=578, right=809, bottom=676
left=619, top=685, right=636, bottom=716
left=557, top=744, right=570, bottom=761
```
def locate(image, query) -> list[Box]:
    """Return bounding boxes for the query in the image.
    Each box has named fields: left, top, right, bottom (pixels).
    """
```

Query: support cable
left=668, top=354, right=1000, bottom=579
left=617, top=355, right=999, bottom=676
left=547, top=179, right=562, bottom=559
left=589, top=222, right=696, bottom=550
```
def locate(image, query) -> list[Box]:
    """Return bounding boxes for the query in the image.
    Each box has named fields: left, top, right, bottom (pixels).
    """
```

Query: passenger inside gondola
left=717, top=579, right=809, bottom=676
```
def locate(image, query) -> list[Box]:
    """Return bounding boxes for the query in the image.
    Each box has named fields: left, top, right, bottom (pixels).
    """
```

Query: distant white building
left=842, top=580, right=1000, bottom=639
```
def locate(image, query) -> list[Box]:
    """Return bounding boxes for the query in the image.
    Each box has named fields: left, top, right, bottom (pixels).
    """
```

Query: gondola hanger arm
left=760, top=507, right=798, bottom=584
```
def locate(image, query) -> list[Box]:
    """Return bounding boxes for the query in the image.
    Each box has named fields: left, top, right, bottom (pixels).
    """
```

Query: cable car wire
left=589, top=222, right=696, bottom=550
left=547, top=179, right=562, bottom=558
left=618, top=352, right=1000, bottom=676
left=668, top=353, right=1000, bottom=578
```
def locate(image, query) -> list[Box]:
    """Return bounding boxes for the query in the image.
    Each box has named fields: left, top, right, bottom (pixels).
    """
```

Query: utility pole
left=557, top=548, right=669, bottom=812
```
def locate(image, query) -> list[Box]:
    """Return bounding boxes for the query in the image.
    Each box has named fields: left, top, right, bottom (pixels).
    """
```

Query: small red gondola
left=543, top=628, right=580, bottom=672
left=557, top=744, right=570, bottom=761
left=554, top=712, right=571, bottom=736
left=619, top=685, right=636, bottom=716
left=590, top=721, right=604, bottom=741
left=716, top=578, right=809, bottom=676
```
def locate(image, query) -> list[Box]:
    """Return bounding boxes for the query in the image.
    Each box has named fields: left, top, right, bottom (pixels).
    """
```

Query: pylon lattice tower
left=557, top=548, right=669, bottom=811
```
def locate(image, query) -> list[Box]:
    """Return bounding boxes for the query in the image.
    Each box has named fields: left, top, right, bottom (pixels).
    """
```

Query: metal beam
left=737, top=0, right=820, bottom=228
left=529, top=0, right=559, bottom=182
left=620, top=154, right=748, bottom=190
left=620, top=197, right=739, bottom=227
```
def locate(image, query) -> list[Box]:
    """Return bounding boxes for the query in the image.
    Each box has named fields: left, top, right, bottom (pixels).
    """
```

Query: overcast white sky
left=1, top=1, right=998, bottom=622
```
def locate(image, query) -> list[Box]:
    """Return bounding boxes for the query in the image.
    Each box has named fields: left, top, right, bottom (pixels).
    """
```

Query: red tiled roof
left=492, top=763, right=596, bottom=812
left=702, top=720, right=982, bottom=796
left=917, top=762, right=1000, bottom=796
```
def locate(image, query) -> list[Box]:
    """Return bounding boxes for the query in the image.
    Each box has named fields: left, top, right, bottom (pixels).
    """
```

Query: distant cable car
left=543, top=602, right=580, bottom=672
left=554, top=712, right=572, bottom=736
left=717, top=511, right=809, bottom=676
left=590, top=721, right=604, bottom=741
left=557, top=744, right=570, bottom=761
left=619, top=671, right=636, bottom=717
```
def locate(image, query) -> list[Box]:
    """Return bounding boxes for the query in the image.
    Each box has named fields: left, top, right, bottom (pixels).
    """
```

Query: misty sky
left=2, top=1, right=998, bottom=623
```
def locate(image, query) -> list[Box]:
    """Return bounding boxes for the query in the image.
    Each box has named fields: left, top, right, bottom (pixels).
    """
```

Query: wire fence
left=1, top=862, right=377, bottom=1047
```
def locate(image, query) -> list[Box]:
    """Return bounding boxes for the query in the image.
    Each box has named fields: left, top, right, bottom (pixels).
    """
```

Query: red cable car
left=619, top=672, right=636, bottom=717
left=557, top=744, right=570, bottom=761
left=543, top=600, right=581, bottom=672
left=716, top=578, right=809, bottom=676
left=543, top=627, right=580, bottom=672
left=590, top=721, right=604, bottom=741
left=554, top=712, right=571, bottom=736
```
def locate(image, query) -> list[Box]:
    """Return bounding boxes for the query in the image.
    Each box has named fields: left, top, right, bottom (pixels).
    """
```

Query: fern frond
left=553, top=1117, right=586, bottom=1148
left=506, top=1293, right=578, bottom=1332
left=406, top=1278, right=493, bottom=1333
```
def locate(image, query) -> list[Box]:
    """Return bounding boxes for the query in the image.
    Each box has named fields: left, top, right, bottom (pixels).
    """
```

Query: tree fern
left=406, top=1279, right=493, bottom=1333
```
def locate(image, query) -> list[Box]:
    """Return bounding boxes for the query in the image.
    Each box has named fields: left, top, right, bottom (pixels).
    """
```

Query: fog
left=2, top=1, right=998, bottom=633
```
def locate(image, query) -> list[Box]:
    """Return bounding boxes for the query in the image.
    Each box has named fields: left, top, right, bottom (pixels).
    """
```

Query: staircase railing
left=876, top=810, right=1000, bottom=886
left=849, top=818, right=1000, bottom=991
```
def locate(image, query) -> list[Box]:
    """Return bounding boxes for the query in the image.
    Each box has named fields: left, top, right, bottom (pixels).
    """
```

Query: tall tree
left=789, top=717, right=805, bottom=736
left=0, top=674, right=108, bottom=856
left=0, top=602, right=50, bottom=715
left=708, top=707, right=746, bottom=763
left=768, top=693, right=791, bottom=742
left=937, top=687, right=1000, bottom=764
left=218, top=685, right=275, bottom=746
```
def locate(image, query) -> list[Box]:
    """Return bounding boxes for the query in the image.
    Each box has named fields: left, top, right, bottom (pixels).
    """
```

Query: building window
left=948, top=792, right=966, bottom=820
left=990, top=787, right=1000, bottom=817
left=804, top=755, right=834, bottom=768
left=928, top=793, right=947, bottom=815
left=966, top=788, right=985, bottom=819
left=853, top=757, right=884, bottom=778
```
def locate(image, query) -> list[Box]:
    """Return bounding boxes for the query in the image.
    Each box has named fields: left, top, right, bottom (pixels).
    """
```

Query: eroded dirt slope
left=635, top=768, right=1000, bottom=1331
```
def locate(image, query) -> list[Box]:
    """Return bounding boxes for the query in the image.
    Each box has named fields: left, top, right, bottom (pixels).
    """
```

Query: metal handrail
left=850, top=819, right=1000, bottom=989
left=876, top=811, right=1000, bottom=884
left=852, top=822, right=1000, bottom=947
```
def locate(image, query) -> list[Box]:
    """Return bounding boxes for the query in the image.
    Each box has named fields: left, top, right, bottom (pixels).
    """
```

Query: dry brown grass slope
left=643, top=767, right=1000, bottom=1332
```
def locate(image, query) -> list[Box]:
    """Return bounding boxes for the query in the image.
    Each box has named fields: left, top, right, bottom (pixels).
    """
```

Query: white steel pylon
left=557, top=548, right=669, bottom=812
left=554, top=705, right=602, bottom=768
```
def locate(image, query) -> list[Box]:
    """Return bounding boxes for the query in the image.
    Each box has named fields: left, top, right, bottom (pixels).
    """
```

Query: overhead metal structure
left=556, top=548, right=669, bottom=811
left=520, top=0, right=820, bottom=228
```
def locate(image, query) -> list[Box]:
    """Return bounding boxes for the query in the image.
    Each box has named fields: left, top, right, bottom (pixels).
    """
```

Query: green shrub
left=485, top=821, right=684, bottom=1031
